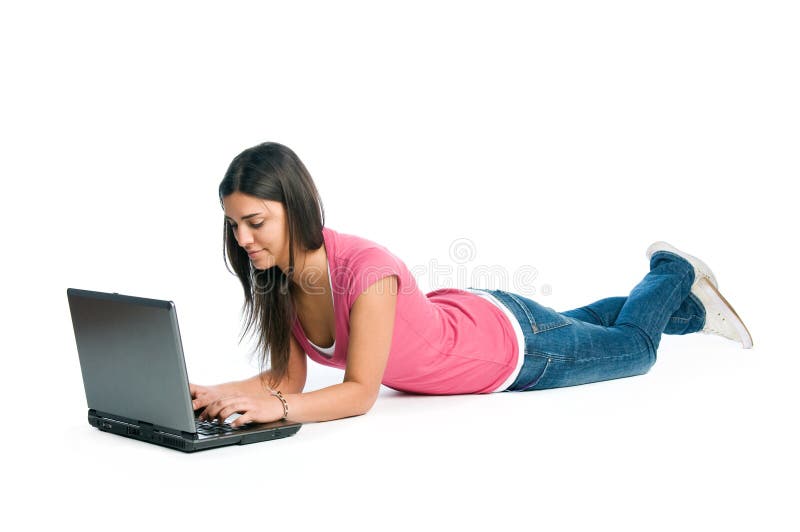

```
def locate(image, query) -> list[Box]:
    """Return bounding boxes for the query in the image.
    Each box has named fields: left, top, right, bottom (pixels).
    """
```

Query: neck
left=288, top=244, right=328, bottom=298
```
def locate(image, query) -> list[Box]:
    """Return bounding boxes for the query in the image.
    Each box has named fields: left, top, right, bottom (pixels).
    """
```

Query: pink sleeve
left=343, top=247, right=403, bottom=309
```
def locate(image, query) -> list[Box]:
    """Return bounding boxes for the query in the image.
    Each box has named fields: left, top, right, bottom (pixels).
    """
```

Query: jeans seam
left=505, top=291, right=571, bottom=333
left=504, top=291, right=538, bottom=332
left=520, top=356, right=552, bottom=391
left=528, top=349, right=575, bottom=361
left=527, top=349, right=651, bottom=371
left=574, top=350, right=651, bottom=362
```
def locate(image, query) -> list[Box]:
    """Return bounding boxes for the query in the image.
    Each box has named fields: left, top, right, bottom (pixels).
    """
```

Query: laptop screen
left=67, top=289, right=197, bottom=433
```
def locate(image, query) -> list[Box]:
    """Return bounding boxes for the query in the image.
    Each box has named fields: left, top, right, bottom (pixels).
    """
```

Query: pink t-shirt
left=291, top=227, right=521, bottom=395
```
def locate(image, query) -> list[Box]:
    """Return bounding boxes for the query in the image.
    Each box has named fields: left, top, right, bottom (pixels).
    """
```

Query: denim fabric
left=468, top=251, right=705, bottom=392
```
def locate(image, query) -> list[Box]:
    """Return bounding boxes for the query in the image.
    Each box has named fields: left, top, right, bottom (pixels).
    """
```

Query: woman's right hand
left=190, top=382, right=240, bottom=415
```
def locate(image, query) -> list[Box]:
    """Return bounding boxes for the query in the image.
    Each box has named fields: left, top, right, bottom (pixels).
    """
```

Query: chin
left=254, top=256, right=276, bottom=269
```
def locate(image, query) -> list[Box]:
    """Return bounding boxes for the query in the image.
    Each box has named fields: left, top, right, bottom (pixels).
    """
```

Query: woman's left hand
left=198, top=392, right=285, bottom=427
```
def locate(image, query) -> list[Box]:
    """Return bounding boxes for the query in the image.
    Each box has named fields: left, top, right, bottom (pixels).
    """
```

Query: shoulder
left=329, top=229, right=407, bottom=307
left=329, top=227, right=398, bottom=263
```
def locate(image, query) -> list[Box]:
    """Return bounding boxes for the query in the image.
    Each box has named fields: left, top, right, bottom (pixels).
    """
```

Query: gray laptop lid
left=67, top=288, right=197, bottom=433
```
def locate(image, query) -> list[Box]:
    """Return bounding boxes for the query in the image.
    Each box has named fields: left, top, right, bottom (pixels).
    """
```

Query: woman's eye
left=229, top=222, right=263, bottom=230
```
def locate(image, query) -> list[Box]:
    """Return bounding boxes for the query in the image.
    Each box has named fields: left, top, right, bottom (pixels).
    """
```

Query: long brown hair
left=219, top=142, right=325, bottom=391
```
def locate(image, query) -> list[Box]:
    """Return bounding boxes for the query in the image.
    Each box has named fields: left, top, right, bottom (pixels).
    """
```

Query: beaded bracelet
left=271, top=390, right=289, bottom=420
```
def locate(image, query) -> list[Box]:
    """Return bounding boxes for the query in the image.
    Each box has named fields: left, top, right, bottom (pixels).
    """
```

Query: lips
left=247, top=249, right=265, bottom=257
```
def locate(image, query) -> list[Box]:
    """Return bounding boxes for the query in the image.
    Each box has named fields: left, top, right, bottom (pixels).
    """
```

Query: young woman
left=191, top=142, right=753, bottom=427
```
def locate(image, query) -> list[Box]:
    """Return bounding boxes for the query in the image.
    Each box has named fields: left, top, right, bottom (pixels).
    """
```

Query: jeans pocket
left=516, top=355, right=552, bottom=391
left=501, top=291, right=572, bottom=334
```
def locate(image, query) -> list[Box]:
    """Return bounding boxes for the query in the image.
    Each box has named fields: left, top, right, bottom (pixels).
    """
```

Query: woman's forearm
left=235, top=370, right=303, bottom=396
left=231, top=374, right=372, bottom=423
left=282, top=382, right=372, bottom=423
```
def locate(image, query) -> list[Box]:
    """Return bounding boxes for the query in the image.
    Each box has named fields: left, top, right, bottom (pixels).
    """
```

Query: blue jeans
left=469, top=251, right=706, bottom=391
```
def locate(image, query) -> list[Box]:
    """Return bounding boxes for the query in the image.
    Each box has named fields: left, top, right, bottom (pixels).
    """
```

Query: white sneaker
left=646, top=241, right=718, bottom=288
left=694, top=277, right=754, bottom=349
left=646, top=241, right=753, bottom=349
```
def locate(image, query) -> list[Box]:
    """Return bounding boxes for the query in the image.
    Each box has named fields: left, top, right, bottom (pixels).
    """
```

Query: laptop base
left=89, top=410, right=301, bottom=452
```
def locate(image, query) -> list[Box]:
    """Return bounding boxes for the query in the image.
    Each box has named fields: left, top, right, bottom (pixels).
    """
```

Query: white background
left=2, top=1, right=798, bottom=530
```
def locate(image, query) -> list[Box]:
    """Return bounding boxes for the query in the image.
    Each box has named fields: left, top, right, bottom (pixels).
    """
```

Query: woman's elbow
left=359, top=391, right=379, bottom=415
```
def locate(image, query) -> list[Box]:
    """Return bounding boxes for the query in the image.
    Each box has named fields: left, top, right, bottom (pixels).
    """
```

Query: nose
left=233, top=226, right=254, bottom=247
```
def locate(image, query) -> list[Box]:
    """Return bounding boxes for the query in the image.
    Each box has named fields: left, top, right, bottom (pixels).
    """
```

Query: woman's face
left=222, top=191, right=291, bottom=271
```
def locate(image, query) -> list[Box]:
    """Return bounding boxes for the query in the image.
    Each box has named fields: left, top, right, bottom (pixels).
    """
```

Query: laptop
left=67, top=288, right=302, bottom=452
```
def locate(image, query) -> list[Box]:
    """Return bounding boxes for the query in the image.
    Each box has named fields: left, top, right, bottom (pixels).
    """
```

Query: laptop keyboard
left=195, top=418, right=246, bottom=436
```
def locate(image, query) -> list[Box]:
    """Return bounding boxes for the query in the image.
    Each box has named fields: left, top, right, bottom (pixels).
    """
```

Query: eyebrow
left=224, top=212, right=264, bottom=222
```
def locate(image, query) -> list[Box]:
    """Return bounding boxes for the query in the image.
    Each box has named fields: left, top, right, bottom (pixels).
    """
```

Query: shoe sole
left=695, top=277, right=753, bottom=349
left=646, top=241, right=718, bottom=288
